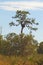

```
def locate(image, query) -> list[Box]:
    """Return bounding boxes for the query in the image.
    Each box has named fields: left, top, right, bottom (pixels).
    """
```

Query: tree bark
left=21, top=27, right=23, bottom=34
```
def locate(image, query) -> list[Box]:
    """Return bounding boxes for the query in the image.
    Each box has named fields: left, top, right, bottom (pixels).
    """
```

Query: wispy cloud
left=0, top=1, right=43, bottom=11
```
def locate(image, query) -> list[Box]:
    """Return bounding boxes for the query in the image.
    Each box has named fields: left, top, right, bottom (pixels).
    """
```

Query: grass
left=0, top=54, right=43, bottom=65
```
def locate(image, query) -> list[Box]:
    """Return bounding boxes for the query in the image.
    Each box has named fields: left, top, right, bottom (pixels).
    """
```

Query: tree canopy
left=9, top=10, right=38, bottom=34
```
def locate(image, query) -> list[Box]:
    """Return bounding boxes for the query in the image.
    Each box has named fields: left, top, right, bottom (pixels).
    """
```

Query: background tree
left=9, top=10, right=38, bottom=34
left=37, top=42, right=43, bottom=54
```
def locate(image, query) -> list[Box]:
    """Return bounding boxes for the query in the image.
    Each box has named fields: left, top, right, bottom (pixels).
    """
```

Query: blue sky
left=0, top=0, right=43, bottom=42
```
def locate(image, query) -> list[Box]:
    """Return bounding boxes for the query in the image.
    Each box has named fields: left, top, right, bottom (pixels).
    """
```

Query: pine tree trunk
left=21, top=27, right=23, bottom=34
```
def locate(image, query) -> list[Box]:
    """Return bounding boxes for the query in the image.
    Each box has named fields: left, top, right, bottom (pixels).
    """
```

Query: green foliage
left=9, top=10, right=38, bottom=33
left=37, top=42, right=43, bottom=54
left=0, top=34, right=43, bottom=65
left=0, top=33, right=38, bottom=56
left=0, top=10, right=43, bottom=65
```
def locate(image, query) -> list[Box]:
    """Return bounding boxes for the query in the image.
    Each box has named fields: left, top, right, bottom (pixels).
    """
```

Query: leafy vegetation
left=0, top=10, right=43, bottom=65
left=9, top=10, right=38, bottom=33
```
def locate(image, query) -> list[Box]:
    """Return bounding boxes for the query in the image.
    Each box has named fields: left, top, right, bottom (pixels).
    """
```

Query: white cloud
left=0, top=1, right=43, bottom=11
